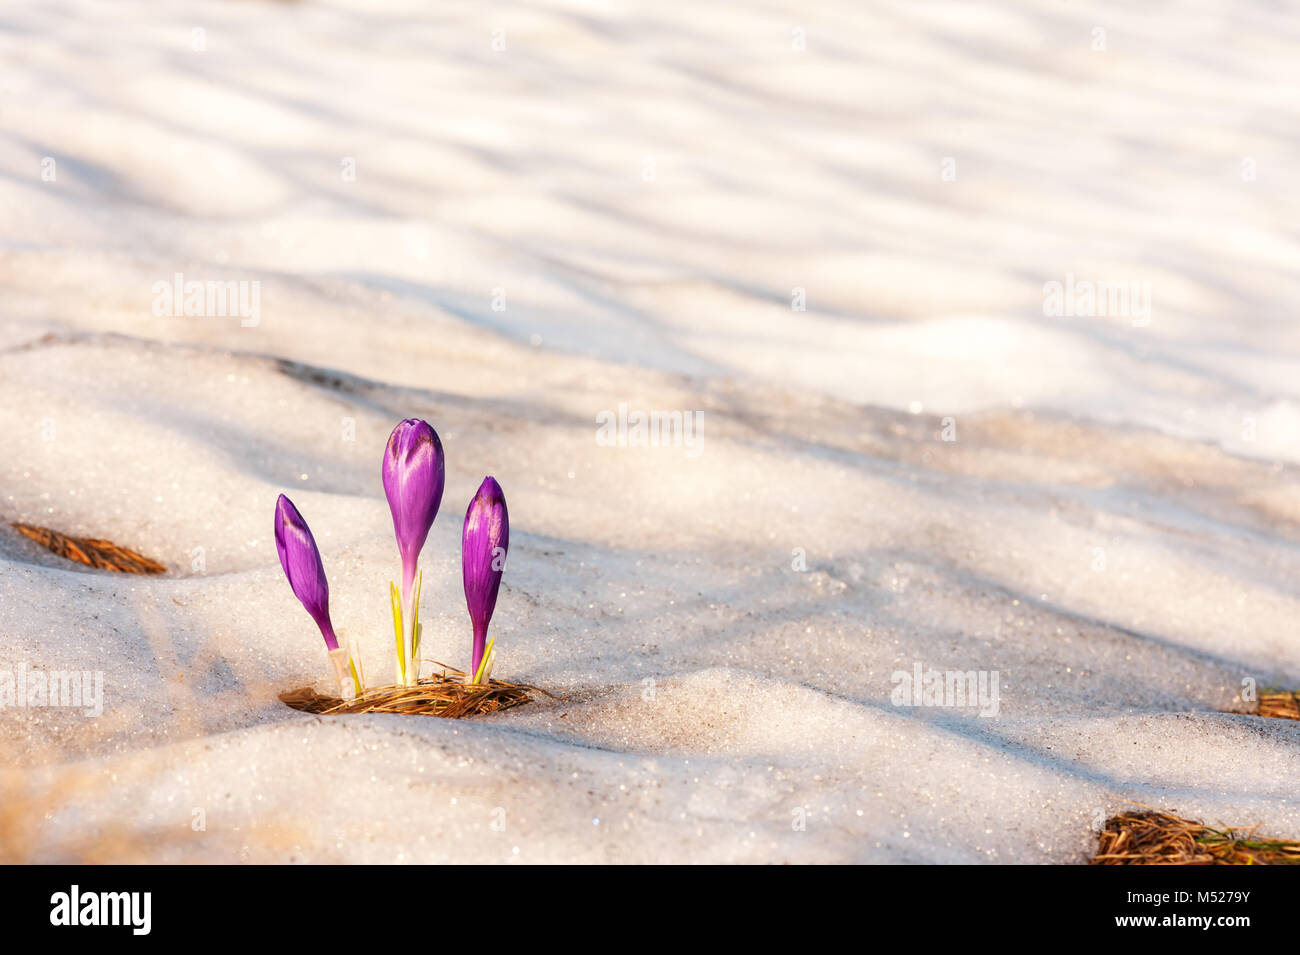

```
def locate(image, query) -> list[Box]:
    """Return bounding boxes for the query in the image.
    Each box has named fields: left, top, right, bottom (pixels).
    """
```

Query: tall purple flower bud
left=462, top=476, right=509, bottom=679
left=383, top=418, right=445, bottom=685
left=274, top=494, right=338, bottom=651
left=382, top=418, right=445, bottom=598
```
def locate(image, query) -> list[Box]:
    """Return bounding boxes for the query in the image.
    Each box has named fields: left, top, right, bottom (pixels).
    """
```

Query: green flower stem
left=406, top=570, right=424, bottom=686
left=389, top=581, right=406, bottom=686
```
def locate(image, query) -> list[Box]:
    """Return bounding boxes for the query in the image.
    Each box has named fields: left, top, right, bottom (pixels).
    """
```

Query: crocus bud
left=382, top=418, right=445, bottom=597
left=462, top=476, right=509, bottom=678
left=273, top=494, right=338, bottom=651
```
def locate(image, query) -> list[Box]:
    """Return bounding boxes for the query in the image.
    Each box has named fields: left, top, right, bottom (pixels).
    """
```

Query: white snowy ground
left=0, top=0, right=1298, bottom=863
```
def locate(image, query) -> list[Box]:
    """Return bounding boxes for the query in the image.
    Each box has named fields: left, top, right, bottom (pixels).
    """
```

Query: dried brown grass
left=281, top=665, right=552, bottom=719
left=1091, top=807, right=1300, bottom=865
left=11, top=521, right=165, bottom=574
left=1258, top=690, right=1300, bottom=721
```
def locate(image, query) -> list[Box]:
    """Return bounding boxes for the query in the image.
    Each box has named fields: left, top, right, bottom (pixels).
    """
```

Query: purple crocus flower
left=274, top=493, right=338, bottom=651
left=462, top=476, right=509, bottom=678
left=383, top=418, right=445, bottom=684
left=382, top=418, right=445, bottom=600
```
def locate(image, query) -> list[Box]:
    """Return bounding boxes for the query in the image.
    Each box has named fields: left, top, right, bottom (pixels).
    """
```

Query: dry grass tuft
left=11, top=521, right=166, bottom=574
left=1091, top=808, right=1300, bottom=865
left=281, top=665, right=552, bottom=719
left=1259, top=690, right=1300, bottom=721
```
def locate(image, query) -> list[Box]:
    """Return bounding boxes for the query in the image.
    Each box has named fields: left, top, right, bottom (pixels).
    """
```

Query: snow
left=0, top=0, right=1298, bottom=862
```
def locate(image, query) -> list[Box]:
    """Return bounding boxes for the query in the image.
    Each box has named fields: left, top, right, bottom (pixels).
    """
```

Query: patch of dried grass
left=1091, top=807, right=1300, bottom=865
left=1258, top=690, right=1300, bottom=721
left=280, top=665, right=552, bottom=719
left=11, top=521, right=165, bottom=574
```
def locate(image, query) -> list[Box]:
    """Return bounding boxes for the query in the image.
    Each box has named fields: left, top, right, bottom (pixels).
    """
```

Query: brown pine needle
left=11, top=521, right=165, bottom=574
left=1091, top=808, right=1300, bottom=865
left=281, top=665, right=555, bottom=719
left=1258, top=690, right=1300, bottom=721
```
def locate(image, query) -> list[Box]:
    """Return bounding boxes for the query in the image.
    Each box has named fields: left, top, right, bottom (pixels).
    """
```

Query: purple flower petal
left=462, top=476, right=509, bottom=676
left=382, top=418, right=445, bottom=594
left=274, top=493, right=338, bottom=650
